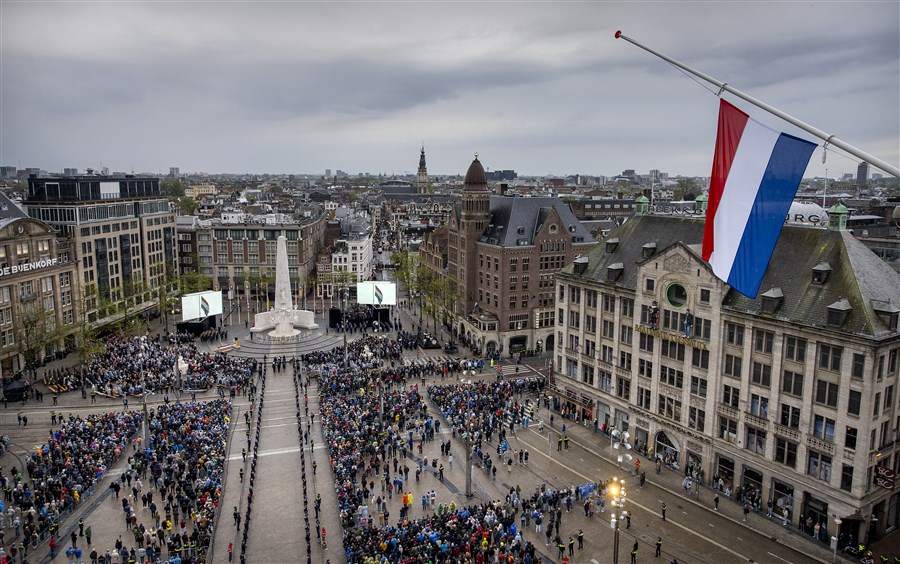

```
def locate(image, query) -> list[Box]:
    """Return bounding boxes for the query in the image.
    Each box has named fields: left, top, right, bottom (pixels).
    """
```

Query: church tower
left=416, top=145, right=428, bottom=193
left=458, top=154, right=491, bottom=314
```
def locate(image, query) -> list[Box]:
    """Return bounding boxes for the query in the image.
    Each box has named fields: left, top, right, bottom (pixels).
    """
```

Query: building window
left=509, top=258, right=517, bottom=272
left=620, top=325, right=633, bottom=345
left=638, top=359, right=653, bottom=379
left=845, top=426, right=858, bottom=450
left=815, top=380, right=839, bottom=408
left=699, top=288, right=711, bottom=304
left=848, top=390, right=862, bottom=416
left=813, top=414, right=836, bottom=442
left=784, top=336, right=807, bottom=362
left=724, top=354, right=742, bottom=378
left=689, top=407, right=705, bottom=432
left=637, top=386, right=652, bottom=410
left=818, top=344, right=843, bottom=371
left=661, top=339, right=685, bottom=361
left=719, top=416, right=737, bottom=441
left=750, top=394, right=769, bottom=418
left=781, top=370, right=803, bottom=396
left=570, top=287, right=581, bottom=304
left=616, top=378, right=631, bottom=401
left=602, top=320, right=614, bottom=339
left=660, top=366, right=683, bottom=388
left=723, top=385, right=740, bottom=408
left=692, top=348, right=709, bottom=369
left=639, top=333, right=654, bottom=352
left=780, top=404, right=801, bottom=429
left=753, top=329, right=774, bottom=354
left=645, top=278, right=655, bottom=292
left=602, top=294, right=615, bottom=313
left=851, top=353, right=865, bottom=379
left=774, top=438, right=797, bottom=468
left=807, top=451, right=832, bottom=482
left=746, top=427, right=767, bottom=455
left=840, top=465, right=853, bottom=492
left=619, top=351, right=632, bottom=370
left=620, top=298, right=634, bottom=318
left=751, top=362, right=772, bottom=387
left=658, top=394, right=682, bottom=421
left=690, top=376, right=707, bottom=398
left=725, top=322, right=745, bottom=346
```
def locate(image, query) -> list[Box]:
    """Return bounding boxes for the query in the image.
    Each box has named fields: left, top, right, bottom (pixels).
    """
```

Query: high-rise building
left=554, top=204, right=899, bottom=546
left=857, top=161, right=869, bottom=185
left=24, top=173, right=178, bottom=327
left=169, top=167, right=180, bottom=178
left=63, top=168, right=79, bottom=176
left=325, top=169, right=332, bottom=178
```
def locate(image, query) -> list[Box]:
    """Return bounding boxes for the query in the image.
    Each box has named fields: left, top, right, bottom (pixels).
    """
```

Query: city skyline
left=1, top=2, right=897, bottom=179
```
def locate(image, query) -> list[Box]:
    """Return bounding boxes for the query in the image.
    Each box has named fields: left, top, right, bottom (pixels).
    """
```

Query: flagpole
left=614, top=30, right=900, bottom=178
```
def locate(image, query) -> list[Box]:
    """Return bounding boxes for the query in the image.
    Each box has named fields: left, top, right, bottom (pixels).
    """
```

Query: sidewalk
left=532, top=392, right=844, bottom=563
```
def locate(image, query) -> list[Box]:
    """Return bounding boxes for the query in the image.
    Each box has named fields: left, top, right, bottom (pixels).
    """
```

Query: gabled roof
left=480, top=196, right=593, bottom=247
left=561, top=214, right=900, bottom=338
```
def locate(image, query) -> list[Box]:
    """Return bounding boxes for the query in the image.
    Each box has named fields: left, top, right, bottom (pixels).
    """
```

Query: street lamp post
left=609, top=477, right=627, bottom=564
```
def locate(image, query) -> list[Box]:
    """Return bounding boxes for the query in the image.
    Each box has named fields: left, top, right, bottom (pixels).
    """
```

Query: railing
left=773, top=423, right=800, bottom=442
left=744, top=411, right=769, bottom=429
left=716, top=403, right=738, bottom=419
left=806, top=434, right=835, bottom=455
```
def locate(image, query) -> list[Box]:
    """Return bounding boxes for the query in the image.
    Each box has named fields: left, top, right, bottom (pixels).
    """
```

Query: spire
left=419, top=145, right=426, bottom=169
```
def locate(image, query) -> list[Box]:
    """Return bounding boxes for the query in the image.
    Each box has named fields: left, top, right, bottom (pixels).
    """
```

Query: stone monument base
left=251, top=309, right=319, bottom=336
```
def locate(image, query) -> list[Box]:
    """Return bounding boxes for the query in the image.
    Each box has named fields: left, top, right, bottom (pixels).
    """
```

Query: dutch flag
left=702, top=99, right=817, bottom=298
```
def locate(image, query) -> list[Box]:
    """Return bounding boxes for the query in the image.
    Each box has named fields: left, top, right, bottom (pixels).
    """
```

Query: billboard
left=356, top=281, right=396, bottom=306
left=181, top=290, right=223, bottom=322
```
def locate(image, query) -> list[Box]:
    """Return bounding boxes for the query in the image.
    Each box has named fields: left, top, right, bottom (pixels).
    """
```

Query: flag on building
left=702, top=99, right=816, bottom=298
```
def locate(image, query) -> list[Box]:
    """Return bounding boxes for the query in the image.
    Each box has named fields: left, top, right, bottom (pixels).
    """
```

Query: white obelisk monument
left=251, top=235, right=318, bottom=336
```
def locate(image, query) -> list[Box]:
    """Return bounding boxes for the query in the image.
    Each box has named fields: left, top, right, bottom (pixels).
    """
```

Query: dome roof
left=464, top=155, right=487, bottom=191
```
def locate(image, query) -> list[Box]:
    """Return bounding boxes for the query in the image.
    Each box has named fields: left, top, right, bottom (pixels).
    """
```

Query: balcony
left=773, top=423, right=800, bottom=442
left=806, top=435, right=835, bottom=455
left=717, top=403, right=738, bottom=419
left=744, top=412, right=769, bottom=429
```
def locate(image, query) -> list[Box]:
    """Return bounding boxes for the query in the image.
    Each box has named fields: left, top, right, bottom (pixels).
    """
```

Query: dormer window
left=642, top=242, right=657, bottom=259
left=606, top=238, right=619, bottom=253
left=573, top=256, right=589, bottom=276
left=872, top=300, right=900, bottom=332
left=826, top=298, right=852, bottom=327
left=760, top=287, right=783, bottom=314
left=812, top=262, right=832, bottom=285
left=607, top=263, right=624, bottom=282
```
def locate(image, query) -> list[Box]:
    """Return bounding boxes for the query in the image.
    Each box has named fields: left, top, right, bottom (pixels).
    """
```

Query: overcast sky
left=1, top=1, right=897, bottom=179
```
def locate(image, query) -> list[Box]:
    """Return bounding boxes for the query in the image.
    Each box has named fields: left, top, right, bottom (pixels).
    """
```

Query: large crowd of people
left=41, top=335, right=256, bottom=397
left=94, top=399, right=234, bottom=564
left=306, top=334, right=598, bottom=563
left=1, top=410, right=143, bottom=560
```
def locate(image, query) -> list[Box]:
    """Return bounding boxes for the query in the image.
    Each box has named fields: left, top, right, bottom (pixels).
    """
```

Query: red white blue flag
left=702, top=99, right=816, bottom=298
left=374, top=284, right=384, bottom=305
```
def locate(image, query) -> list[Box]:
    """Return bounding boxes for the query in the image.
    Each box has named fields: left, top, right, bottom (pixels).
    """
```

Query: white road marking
left=767, top=552, right=793, bottom=563
left=523, top=426, right=767, bottom=564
